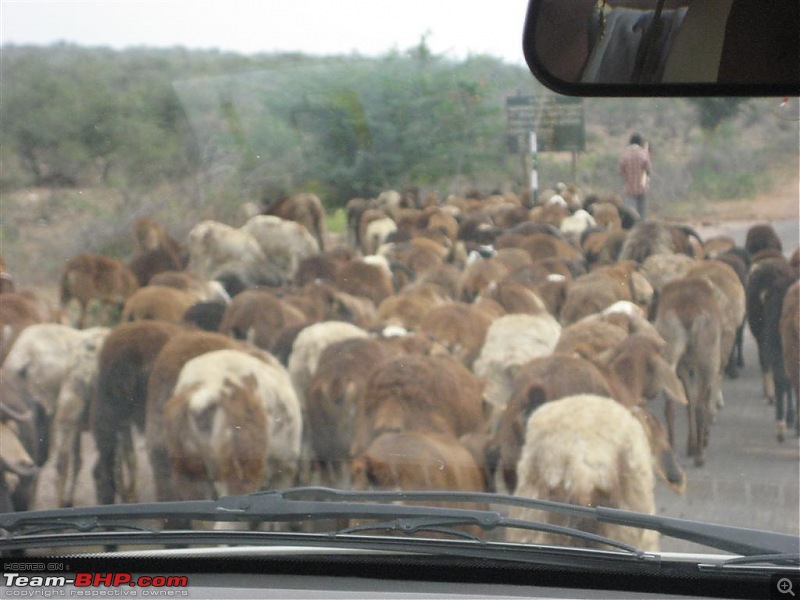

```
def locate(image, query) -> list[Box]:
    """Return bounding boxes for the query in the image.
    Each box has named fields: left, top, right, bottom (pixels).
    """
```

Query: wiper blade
left=0, top=491, right=644, bottom=557
left=283, top=488, right=799, bottom=557
left=712, top=553, right=800, bottom=568
left=1, top=487, right=796, bottom=558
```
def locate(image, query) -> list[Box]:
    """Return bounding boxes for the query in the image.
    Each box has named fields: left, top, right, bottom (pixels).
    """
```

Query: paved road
left=656, top=219, right=799, bottom=552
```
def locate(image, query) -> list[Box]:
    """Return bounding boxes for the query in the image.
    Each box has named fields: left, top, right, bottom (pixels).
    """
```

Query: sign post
left=506, top=95, right=585, bottom=203
left=530, top=131, right=538, bottom=202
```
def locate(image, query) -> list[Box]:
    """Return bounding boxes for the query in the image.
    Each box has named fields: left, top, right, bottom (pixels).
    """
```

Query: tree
left=688, top=98, right=746, bottom=132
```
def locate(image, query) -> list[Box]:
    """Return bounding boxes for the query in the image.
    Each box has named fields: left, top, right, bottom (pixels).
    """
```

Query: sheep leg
left=724, top=343, right=739, bottom=379
left=764, top=367, right=776, bottom=406
left=117, top=429, right=137, bottom=503
left=694, top=370, right=715, bottom=467
left=664, top=398, right=676, bottom=450
left=78, top=300, right=88, bottom=330
left=772, top=343, right=792, bottom=442
left=93, top=429, right=118, bottom=505
left=735, top=321, right=745, bottom=368
left=686, top=399, right=699, bottom=460
left=55, top=428, right=82, bottom=508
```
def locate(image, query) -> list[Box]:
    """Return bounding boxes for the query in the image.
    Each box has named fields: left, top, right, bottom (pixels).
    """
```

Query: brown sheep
left=590, top=201, right=623, bottom=231
left=686, top=260, right=746, bottom=381
left=334, top=260, right=394, bottom=306
left=93, top=320, right=183, bottom=505
left=459, top=257, right=510, bottom=302
left=520, top=232, right=582, bottom=263
left=0, top=293, right=45, bottom=364
left=121, top=285, right=199, bottom=324
left=218, top=289, right=307, bottom=351
left=60, top=254, right=139, bottom=328
left=350, top=353, right=485, bottom=459
left=305, top=337, right=402, bottom=488
left=703, top=235, right=736, bottom=258
left=779, top=280, right=799, bottom=439
left=263, top=192, right=327, bottom=252
left=476, top=280, right=547, bottom=316
left=655, top=277, right=723, bottom=466
left=560, top=272, right=632, bottom=326
left=133, top=216, right=178, bottom=255
left=350, top=430, right=488, bottom=534
left=746, top=257, right=796, bottom=411
left=745, top=223, right=783, bottom=256
left=377, top=288, right=446, bottom=330
left=418, top=302, right=494, bottom=367
left=618, top=221, right=676, bottom=264
left=0, top=420, right=39, bottom=513
left=128, top=246, right=185, bottom=287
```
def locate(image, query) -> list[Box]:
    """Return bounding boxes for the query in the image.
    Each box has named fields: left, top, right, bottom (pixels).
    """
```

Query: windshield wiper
left=1, top=487, right=796, bottom=559
left=283, top=488, right=799, bottom=558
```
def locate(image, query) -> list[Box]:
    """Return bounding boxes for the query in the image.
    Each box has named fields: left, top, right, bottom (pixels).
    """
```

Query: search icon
left=778, top=578, right=795, bottom=596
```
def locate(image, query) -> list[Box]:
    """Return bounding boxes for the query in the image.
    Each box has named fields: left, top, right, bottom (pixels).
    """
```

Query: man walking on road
left=618, top=133, right=651, bottom=220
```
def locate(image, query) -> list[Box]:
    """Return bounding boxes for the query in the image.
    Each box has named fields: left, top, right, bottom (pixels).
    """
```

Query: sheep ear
left=653, top=355, right=688, bottom=405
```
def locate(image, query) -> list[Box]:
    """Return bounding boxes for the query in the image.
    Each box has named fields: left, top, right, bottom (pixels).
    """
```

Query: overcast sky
left=0, top=0, right=530, bottom=64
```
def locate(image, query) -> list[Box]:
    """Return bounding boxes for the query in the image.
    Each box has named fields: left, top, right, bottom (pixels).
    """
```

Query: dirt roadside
left=678, top=172, right=799, bottom=239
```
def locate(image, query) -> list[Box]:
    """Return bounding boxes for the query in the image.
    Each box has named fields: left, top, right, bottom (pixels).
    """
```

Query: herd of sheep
left=0, top=186, right=798, bottom=552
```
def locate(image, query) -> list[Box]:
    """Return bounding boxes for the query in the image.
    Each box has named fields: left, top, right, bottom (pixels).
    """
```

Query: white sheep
left=241, top=214, right=320, bottom=281
left=507, top=394, right=661, bottom=552
left=186, top=219, right=266, bottom=280
left=287, top=320, right=370, bottom=408
left=165, top=349, right=302, bottom=502
left=559, top=209, right=597, bottom=235
left=362, top=217, right=398, bottom=255
left=2, top=323, right=110, bottom=507
left=472, top=313, right=561, bottom=414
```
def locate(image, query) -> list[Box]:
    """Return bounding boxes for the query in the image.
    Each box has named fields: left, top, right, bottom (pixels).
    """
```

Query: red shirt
left=618, top=143, right=652, bottom=196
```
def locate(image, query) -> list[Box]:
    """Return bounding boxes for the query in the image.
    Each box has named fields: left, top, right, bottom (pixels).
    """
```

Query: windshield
left=0, top=0, right=798, bottom=565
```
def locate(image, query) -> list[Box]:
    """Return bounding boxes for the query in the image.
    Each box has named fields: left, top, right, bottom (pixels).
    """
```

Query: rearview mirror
left=522, top=0, right=800, bottom=96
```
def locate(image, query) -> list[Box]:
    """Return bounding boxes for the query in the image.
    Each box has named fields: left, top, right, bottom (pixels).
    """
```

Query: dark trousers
left=623, top=194, right=647, bottom=220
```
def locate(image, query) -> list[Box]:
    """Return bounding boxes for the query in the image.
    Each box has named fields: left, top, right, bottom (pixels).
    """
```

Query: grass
left=326, top=207, right=347, bottom=235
